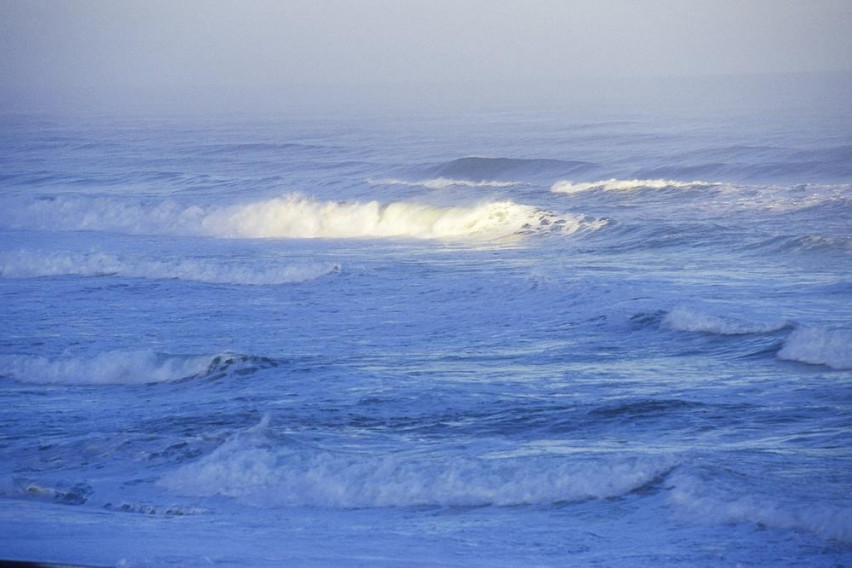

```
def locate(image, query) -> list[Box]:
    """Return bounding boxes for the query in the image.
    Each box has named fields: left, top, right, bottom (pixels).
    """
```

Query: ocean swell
left=434, top=156, right=594, bottom=180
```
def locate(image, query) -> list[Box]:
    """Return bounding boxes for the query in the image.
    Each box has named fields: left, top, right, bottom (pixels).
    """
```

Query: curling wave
left=0, top=194, right=593, bottom=241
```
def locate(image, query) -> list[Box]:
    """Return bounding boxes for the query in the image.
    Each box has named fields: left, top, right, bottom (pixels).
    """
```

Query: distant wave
left=434, top=156, right=594, bottom=180
left=0, top=250, right=340, bottom=285
left=632, top=144, right=852, bottom=182
left=368, top=177, right=521, bottom=189
left=197, top=142, right=333, bottom=155
left=161, top=420, right=675, bottom=508
left=663, top=307, right=789, bottom=335
left=0, top=194, right=596, bottom=242
left=552, top=178, right=714, bottom=194
left=0, top=351, right=278, bottom=385
left=777, top=327, right=852, bottom=370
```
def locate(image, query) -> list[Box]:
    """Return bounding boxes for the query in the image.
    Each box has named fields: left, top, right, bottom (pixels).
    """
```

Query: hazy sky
left=2, top=0, right=851, bottom=112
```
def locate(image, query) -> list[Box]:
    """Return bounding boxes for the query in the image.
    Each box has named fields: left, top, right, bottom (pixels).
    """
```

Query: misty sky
left=2, top=0, right=851, bottom=112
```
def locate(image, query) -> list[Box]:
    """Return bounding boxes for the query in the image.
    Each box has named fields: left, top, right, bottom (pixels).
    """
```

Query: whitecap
left=551, top=178, right=713, bottom=194
left=0, top=194, right=593, bottom=242
left=663, top=306, right=789, bottom=335
left=777, top=327, right=852, bottom=370
left=669, top=472, right=852, bottom=543
left=0, top=351, right=276, bottom=385
left=160, top=424, right=676, bottom=508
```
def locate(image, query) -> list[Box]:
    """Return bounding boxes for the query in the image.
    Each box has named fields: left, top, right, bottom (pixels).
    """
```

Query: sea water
left=1, top=81, right=851, bottom=566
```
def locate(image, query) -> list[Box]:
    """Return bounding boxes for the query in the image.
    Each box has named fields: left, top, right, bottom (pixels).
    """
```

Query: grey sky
left=2, top=0, right=851, bottom=112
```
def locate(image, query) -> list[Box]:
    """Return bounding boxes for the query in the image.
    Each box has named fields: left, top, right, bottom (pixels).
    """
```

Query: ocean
left=1, top=79, right=851, bottom=566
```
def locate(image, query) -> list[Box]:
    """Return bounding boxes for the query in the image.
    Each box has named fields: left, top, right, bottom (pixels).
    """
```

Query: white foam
left=663, top=306, right=789, bottom=335
left=161, top=431, right=674, bottom=508
left=0, top=250, right=340, bottom=285
left=777, top=327, right=852, bottom=370
left=369, top=177, right=521, bottom=190
left=551, top=178, right=713, bottom=194
left=0, top=351, right=215, bottom=385
left=669, top=473, right=852, bottom=543
left=1, top=194, right=587, bottom=241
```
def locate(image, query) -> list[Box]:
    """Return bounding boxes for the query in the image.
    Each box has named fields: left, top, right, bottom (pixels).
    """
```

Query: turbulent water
left=1, top=95, right=851, bottom=566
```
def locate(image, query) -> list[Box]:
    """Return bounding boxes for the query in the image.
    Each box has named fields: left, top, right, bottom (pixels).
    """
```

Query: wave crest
left=663, top=306, right=789, bottom=335
left=777, top=327, right=852, bottom=370
left=552, top=178, right=714, bottom=194
left=368, top=177, right=521, bottom=189
left=669, top=472, right=852, bottom=544
left=161, top=423, right=675, bottom=508
left=0, top=351, right=277, bottom=385
left=1, top=194, right=592, bottom=242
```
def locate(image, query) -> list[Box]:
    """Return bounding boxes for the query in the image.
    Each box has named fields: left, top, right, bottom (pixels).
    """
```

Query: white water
left=551, top=178, right=714, bottom=194
left=777, top=327, right=852, bottom=370
left=0, top=194, right=590, bottom=241
left=0, top=351, right=213, bottom=385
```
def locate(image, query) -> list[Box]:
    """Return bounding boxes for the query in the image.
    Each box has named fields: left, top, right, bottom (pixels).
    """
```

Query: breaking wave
left=777, top=327, right=852, bottom=370
left=0, top=250, right=340, bottom=285
left=551, top=178, right=714, bottom=194
left=669, top=472, right=852, bottom=544
left=0, top=194, right=592, bottom=241
left=0, top=351, right=277, bottom=385
left=161, top=423, right=675, bottom=508
left=663, top=306, right=789, bottom=335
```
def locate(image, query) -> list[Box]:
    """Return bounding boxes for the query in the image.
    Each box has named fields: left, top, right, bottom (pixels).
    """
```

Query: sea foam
left=0, top=250, right=340, bottom=285
left=1, top=194, right=589, bottom=241
left=551, top=178, right=713, bottom=194
left=777, top=327, right=852, bottom=370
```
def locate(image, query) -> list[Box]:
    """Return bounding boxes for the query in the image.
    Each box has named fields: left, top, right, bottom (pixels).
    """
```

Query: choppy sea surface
left=1, top=92, right=851, bottom=566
